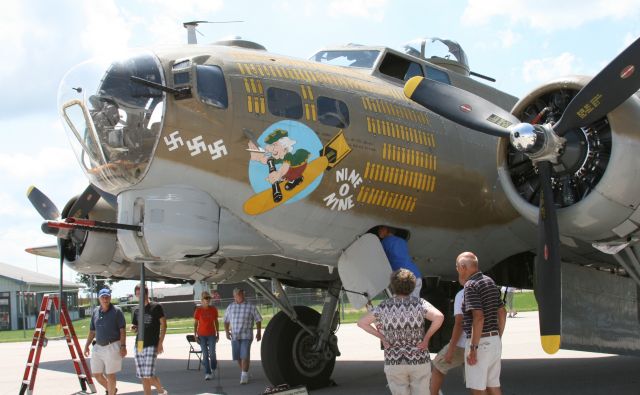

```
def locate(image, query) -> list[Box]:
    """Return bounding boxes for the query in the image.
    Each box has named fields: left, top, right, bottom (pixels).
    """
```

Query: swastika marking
left=186, top=136, right=207, bottom=156
left=164, top=131, right=184, bottom=151
left=208, top=139, right=228, bottom=160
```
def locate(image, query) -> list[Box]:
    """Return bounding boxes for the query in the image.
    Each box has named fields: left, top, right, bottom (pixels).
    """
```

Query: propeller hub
left=510, top=123, right=538, bottom=152
left=525, top=123, right=567, bottom=165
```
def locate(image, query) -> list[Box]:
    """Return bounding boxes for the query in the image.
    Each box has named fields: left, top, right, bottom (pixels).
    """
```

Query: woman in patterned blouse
left=358, top=269, right=444, bottom=395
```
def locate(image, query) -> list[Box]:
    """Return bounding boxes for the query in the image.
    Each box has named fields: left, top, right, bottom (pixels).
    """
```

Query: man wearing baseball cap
left=84, top=288, right=127, bottom=395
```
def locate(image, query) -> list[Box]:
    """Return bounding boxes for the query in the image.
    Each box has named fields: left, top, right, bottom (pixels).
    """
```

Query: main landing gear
left=246, top=277, right=341, bottom=389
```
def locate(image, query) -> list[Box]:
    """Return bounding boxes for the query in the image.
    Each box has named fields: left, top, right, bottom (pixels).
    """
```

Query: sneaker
left=205, top=374, right=212, bottom=380
left=240, top=372, right=249, bottom=384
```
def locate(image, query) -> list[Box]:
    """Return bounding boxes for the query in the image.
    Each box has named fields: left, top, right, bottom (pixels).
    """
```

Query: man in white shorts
left=84, top=288, right=127, bottom=395
left=456, top=252, right=507, bottom=395
left=430, top=287, right=466, bottom=395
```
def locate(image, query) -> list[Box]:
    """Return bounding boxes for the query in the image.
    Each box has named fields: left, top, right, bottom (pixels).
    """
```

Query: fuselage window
left=425, top=65, right=451, bottom=85
left=196, top=65, right=228, bottom=109
left=317, top=96, right=350, bottom=128
left=267, top=87, right=303, bottom=119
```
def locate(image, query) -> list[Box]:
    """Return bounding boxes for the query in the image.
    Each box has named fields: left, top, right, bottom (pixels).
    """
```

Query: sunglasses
left=203, top=296, right=211, bottom=300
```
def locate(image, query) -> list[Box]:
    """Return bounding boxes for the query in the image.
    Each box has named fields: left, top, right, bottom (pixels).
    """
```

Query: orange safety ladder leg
left=20, top=294, right=53, bottom=395
left=54, top=296, right=97, bottom=393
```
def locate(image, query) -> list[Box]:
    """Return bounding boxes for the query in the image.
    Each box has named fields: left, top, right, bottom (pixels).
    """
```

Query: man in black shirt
left=456, top=252, right=506, bottom=395
left=132, top=284, right=168, bottom=395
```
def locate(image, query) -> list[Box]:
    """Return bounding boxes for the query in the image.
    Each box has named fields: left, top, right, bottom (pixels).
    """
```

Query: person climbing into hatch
left=248, top=129, right=310, bottom=191
left=377, top=225, right=423, bottom=298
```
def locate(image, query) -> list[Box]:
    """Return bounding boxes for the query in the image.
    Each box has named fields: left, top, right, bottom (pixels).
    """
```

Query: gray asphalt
left=2, top=312, right=639, bottom=394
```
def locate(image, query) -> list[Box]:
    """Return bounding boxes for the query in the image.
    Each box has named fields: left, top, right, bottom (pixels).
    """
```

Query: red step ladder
left=20, top=294, right=96, bottom=394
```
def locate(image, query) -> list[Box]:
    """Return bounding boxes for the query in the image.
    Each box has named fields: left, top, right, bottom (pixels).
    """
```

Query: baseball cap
left=98, top=288, right=111, bottom=298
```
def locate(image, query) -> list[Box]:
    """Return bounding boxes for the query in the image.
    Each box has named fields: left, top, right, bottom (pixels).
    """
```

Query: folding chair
left=186, top=335, right=202, bottom=370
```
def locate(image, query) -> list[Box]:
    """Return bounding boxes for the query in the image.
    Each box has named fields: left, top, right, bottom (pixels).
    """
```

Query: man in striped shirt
left=456, top=252, right=506, bottom=395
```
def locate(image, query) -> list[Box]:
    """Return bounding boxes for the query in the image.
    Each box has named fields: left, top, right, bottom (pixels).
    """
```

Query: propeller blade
left=535, top=161, right=562, bottom=354
left=67, top=185, right=101, bottom=218
left=25, top=245, right=60, bottom=259
left=27, top=186, right=60, bottom=220
left=554, top=36, right=640, bottom=136
left=404, top=76, right=519, bottom=138
left=137, top=263, right=146, bottom=353
left=93, top=185, right=118, bottom=208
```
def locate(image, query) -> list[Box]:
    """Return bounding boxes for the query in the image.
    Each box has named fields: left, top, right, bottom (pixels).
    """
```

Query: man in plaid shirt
left=224, top=288, right=262, bottom=384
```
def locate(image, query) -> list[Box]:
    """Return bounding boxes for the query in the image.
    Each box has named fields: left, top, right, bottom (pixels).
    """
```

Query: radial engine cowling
left=61, top=198, right=120, bottom=276
left=498, top=75, right=640, bottom=242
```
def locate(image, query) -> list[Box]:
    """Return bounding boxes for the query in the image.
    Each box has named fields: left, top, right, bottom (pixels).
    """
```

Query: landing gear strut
left=246, top=277, right=341, bottom=389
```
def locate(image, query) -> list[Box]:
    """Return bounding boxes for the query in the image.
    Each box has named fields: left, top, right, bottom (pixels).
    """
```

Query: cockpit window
left=311, top=50, right=380, bottom=69
left=425, top=65, right=451, bottom=85
left=378, top=52, right=424, bottom=82
left=196, top=65, right=228, bottom=108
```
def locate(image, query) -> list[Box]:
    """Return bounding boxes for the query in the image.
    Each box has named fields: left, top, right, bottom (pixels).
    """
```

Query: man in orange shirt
left=194, top=291, right=219, bottom=380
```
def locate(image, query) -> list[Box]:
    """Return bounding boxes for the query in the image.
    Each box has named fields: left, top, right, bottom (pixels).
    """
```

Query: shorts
left=134, top=345, right=158, bottom=378
left=384, top=362, right=431, bottom=395
left=231, top=339, right=252, bottom=360
left=90, top=341, right=122, bottom=375
left=432, top=342, right=465, bottom=374
left=465, top=335, right=502, bottom=390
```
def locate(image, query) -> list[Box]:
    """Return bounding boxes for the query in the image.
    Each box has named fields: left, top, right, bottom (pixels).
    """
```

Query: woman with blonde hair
left=194, top=291, right=219, bottom=380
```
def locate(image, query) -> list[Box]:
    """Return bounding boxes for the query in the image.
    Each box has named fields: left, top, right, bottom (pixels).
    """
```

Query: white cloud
left=142, top=0, right=226, bottom=45
left=522, top=52, right=581, bottom=84
left=462, top=0, right=640, bottom=31
left=145, top=0, right=224, bottom=20
left=327, top=0, right=388, bottom=21
left=0, top=192, right=33, bottom=217
left=0, top=226, right=60, bottom=274
left=499, top=29, right=520, bottom=48
left=0, top=2, right=27, bottom=76
left=80, top=1, right=132, bottom=59
left=622, top=31, right=640, bottom=49
left=0, top=146, right=77, bottom=179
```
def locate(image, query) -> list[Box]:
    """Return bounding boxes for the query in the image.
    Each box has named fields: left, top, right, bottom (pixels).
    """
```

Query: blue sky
left=1, top=0, right=639, bottom=296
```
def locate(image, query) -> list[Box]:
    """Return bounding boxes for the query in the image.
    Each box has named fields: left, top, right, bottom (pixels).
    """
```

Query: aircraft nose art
left=58, top=50, right=166, bottom=193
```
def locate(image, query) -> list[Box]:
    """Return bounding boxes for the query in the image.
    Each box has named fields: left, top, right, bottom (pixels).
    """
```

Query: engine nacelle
left=117, top=185, right=220, bottom=261
left=62, top=199, right=121, bottom=276
left=498, top=76, right=640, bottom=242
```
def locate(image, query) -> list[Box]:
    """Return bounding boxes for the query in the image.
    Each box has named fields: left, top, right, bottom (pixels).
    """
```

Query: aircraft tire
left=261, top=305, right=335, bottom=389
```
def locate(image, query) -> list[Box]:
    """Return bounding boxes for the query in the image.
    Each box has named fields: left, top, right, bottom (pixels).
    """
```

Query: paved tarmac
left=2, top=312, right=640, bottom=394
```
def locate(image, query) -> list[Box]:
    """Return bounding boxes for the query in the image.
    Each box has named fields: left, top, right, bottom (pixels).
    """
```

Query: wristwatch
left=470, top=344, right=479, bottom=350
